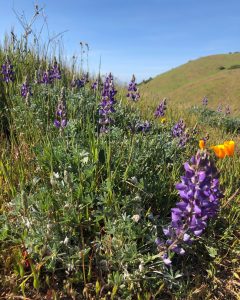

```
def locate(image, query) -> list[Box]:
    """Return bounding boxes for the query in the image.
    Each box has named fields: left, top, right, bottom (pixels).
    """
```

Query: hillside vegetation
left=0, top=8, right=239, bottom=298
left=140, top=53, right=240, bottom=114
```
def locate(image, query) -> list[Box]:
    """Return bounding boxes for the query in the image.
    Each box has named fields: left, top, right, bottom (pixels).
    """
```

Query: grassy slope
left=140, top=53, right=240, bottom=114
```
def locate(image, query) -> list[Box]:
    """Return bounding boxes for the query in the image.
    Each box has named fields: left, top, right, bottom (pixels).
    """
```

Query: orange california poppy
left=223, top=141, right=235, bottom=156
left=199, top=140, right=205, bottom=150
left=211, top=144, right=226, bottom=158
left=211, top=140, right=235, bottom=158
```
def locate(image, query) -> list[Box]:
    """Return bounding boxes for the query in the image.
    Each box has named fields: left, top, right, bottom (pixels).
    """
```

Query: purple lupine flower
left=1, top=58, right=14, bottom=83
left=49, top=60, right=61, bottom=81
left=154, top=98, right=167, bottom=118
left=225, top=105, right=230, bottom=116
left=71, top=73, right=88, bottom=89
left=172, top=119, right=190, bottom=147
left=41, top=69, right=51, bottom=84
left=156, top=150, right=223, bottom=265
left=202, top=96, right=208, bottom=106
left=178, top=130, right=190, bottom=147
left=127, top=75, right=140, bottom=102
left=54, top=87, right=67, bottom=129
left=135, top=121, right=151, bottom=133
left=98, top=73, right=117, bottom=133
left=38, top=60, right=61, bottom=84
left=21, top=79, right=32, bottom=98
left=172, top=119, right=185, bottom=138
left=91, top=79, right=98, bottom=91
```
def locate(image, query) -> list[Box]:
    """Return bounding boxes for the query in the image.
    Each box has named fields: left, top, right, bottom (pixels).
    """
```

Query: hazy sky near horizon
left=0, top=0, right=240, bottom=82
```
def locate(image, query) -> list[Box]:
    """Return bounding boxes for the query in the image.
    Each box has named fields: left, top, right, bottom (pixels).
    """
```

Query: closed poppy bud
left=199, top=140, right=205, bottom=150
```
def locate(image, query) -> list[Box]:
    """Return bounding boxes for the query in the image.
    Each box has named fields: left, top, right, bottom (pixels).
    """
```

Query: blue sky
left=0, top=0, right=240, bottom=82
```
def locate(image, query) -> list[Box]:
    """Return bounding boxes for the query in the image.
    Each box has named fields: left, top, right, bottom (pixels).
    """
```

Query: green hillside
left=140, top=53, right=240, bottom=114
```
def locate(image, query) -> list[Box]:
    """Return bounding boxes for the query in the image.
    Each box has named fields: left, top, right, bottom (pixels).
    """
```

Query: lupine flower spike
left=1, top=57, right=14, bottom=83
left=21, top=76, right=32, bottom=99
left=172, top=119, right=190, bottom=147
left=154, top=98, right=167, bottom=118
left=71, top=73, right=89, bottom=89
left=91, top=79, right=98, bottom=91
left=156, top=150, right=224, bottom=265
left=54, top=87, right=67, bottom=129
left=38, top=60, right=61, bottom=84
left=136, top=121, right=151, bottom=133
left=50, top=59, right=61, bottom=81
left=127, top=75, right=140, bottom=101
left=99, top=73, right=117, bottom=133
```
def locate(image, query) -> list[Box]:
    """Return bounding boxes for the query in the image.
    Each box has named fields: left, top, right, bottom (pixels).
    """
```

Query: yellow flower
left=199, top=139, right=205, bottom=150
left=161, top=118, right=166, bottom=124
left=211, top=140, right=235, bottom=158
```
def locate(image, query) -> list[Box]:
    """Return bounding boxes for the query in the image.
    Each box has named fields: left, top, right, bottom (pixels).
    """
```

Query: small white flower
left=63, top=236, right=69, bottom=245
left=53, top=172, right=60, bottom=179
left=139, top=263, right=144, bottom=273
left=25, top=219, right=31, bottom=228
left=130, top=176, right=138, bottom=184
left=132, top=214, right=140, bottom=223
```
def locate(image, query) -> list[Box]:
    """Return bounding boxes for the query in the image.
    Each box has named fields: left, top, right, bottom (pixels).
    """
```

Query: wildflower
left=21, top=77, right=32, bottom=98
left=172, top=119, right=185, bottom=138
left=98, top=73, right=117, bottom=133
left=199, top=139, right=205, bottom=150
left=132, top=214, right=140, bottom=223
left=202, top=96, right=208, bottom=106
left=63, top=236, right=69, bottom=245
left=172, top=119, right=190, bottom=147
left=41, top=69, right=51, bottom=84
left=71, top=73, right=89, bottom=89
left=223, top=141, right=235, bottom=156
left=154, top=98, right=167, bottom=118
left=135, top=120, right=151, bottom=133
left=39, top=60, right=61, bottom=84
left=49, top=59, right=61, bottom=81
left=54, top=87, right=67, bottom=129
left=127, top=75, right=140, bottom=101
left=161, top=118, right=166, bottom=124
left=91, top=79, right=98, bottom=91
left=1, top=57, right=14, bottom=82
left=211, top=141, right=235, bottom=158
left=179, top=130, right=190, bottom=147
left=156, top=150, right=223, bottom=265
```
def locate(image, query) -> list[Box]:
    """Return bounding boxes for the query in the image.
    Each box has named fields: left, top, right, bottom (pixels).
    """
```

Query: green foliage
left=218, top=65, right=225, bottom=70
left=189, top=106, right=240, bottom=134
